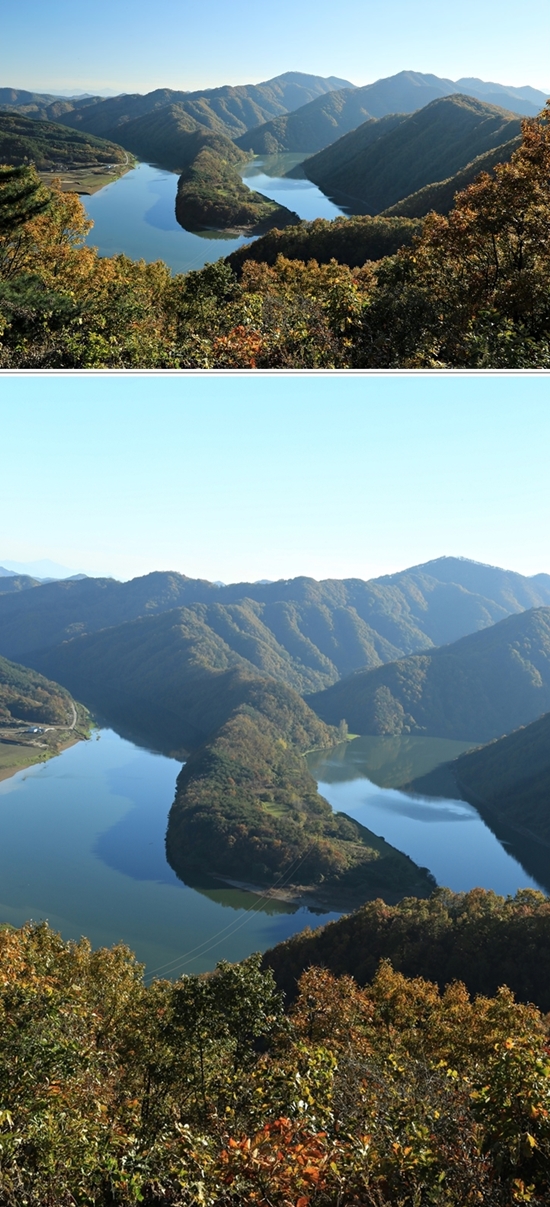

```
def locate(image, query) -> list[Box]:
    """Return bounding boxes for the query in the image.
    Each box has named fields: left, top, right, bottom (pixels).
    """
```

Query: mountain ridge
left=310, top=605, right=550, bottom=742
left=304, top=95, right=522, bottom=216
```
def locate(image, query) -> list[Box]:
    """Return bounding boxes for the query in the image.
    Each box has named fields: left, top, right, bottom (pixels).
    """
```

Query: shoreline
left=0, top=734, right=82, bottom=785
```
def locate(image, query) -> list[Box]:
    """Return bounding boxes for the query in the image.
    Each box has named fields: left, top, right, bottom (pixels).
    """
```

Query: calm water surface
left=240, top=154, right=346, bottom=221
left=309, top=736, right=547, bottom=898
left=2, top=732, right=545, bottom=978
left=81, top=158, right=343, bottom=273
left=81, top=163, right=252, bottom=274
left=0, top=731, right=337, bottom=977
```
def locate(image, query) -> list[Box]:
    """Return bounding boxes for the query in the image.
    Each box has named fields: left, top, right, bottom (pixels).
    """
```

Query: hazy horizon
left=4, top=67, right=550, bottom=100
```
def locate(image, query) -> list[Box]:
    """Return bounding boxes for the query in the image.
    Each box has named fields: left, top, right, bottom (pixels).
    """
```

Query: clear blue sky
left=0, top=373, right=548, bottom=584
left=3, top=0, right=549, bottom=95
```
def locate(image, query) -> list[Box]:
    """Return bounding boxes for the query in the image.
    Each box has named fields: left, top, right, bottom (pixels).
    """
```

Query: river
left=0, top=730, right=338, bottom=977
left=0, top=731, right=544, bottom=978
left=81, top=157, right=345, bottom=274
left=308, top=736, right=547, bottom=897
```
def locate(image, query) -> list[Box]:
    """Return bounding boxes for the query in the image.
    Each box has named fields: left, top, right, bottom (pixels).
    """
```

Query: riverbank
left=38, top=161, right=133, bottom=195
left=0, top=703, right=91, bottom=784
left=0, top=733, right=84, bottom=784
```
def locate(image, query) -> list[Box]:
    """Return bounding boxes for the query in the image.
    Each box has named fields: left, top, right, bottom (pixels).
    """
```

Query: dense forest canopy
left=0, top=112, right=127, bottom=170
left=1, top=919, right=549, bottom=1205
left=454, top=712, right=550, bottom=842
left=304, top=95, right=521, bottom=214
left=0, top=653, right=76, bottom=725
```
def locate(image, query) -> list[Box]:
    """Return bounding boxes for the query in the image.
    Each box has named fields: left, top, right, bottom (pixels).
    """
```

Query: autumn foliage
left=0, top=920, right=550, bottom=1204
left=1, top=104, right=550, bottom=367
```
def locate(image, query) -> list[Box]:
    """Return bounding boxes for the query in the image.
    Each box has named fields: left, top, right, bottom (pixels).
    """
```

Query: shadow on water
left=94, top=759, right=301, bottom=916
left=464, top=802, right=550, bottom=897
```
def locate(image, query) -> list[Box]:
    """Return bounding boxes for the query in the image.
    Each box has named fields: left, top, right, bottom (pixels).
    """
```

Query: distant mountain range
left=1, top=71, right=546, bottom=157
left=236, top=70, right=547, bottom=155
left=0, top=557, right=549, bottom=749
left=0, top=74, right=354, bottom=143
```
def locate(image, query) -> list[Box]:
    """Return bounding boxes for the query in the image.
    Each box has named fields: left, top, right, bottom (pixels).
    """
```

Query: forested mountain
left=0, top=88, right=104, bottom=123
left=1, top=558, right=549, bottom=678
left=165, top=676, right=432, bottom=905
left=0, top=653, right=76, bottom=725
left=310, top=606, right=550, bottom=742
left=237, top=69, right=542, bottom=154
left=413, top=711, right=550, bottom=845
left=0, top=573, right=41, bottom=594
left=263, top=887, right=550, bottom=1009
left=305, top=96, right=521, bottom=215
left=13, top=74, right=354, bottom=144
left=236, top=87, right=379, bottom=153
left=382, top=134, right=521, bottom=218
left=0, top=112, right=127, bottom=170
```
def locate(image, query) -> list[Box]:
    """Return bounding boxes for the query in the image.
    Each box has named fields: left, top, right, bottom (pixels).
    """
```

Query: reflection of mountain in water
left=465, top=805, right=550, bottom=897
left=310, top=735, right=550, bottom=899
left=94, top=757, right=309, bottom=915
left=307, top=735, right=476, bottom=789
left=93, top=757, right=182, bottom=886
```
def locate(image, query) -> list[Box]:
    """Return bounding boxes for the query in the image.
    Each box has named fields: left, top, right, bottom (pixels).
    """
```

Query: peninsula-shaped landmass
left=172, top=130, right=299, bottom=234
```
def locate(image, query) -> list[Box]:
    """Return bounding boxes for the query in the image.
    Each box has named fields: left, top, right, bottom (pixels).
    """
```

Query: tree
left=0, top=164, right=51, bottom=237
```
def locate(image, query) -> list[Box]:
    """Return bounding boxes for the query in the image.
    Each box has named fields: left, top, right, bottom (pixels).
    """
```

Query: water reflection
left=241, top=154, right=345, bottom=222
left=82, top=163, right=254, bottom=274
left=308, top=734, right=476, bottom=788
left=310, top=737, right=547, bottom=898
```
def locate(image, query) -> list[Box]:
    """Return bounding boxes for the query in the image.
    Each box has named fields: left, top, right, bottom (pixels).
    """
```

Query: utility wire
left=144, top=843, right=316, bottom=982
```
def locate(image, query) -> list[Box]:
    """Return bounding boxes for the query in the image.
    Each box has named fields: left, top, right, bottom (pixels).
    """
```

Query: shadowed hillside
left=0, top=653, right=75, bottom=726
left=382, top=135, right=521, bottom=217
left=410, top=712, right=550, bottom=848
left=262, top=887, right=550, bottom=1009
left=0, top=112, right=127, bottom=170
left=305, top=95, right=522, bottom=215
left=310, top=607, right=550, bottom=742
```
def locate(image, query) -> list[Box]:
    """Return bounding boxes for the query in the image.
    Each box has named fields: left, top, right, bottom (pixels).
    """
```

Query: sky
left=3, top=0, right=549, bottom=95
left=0, top=373, right=549, bottom=585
